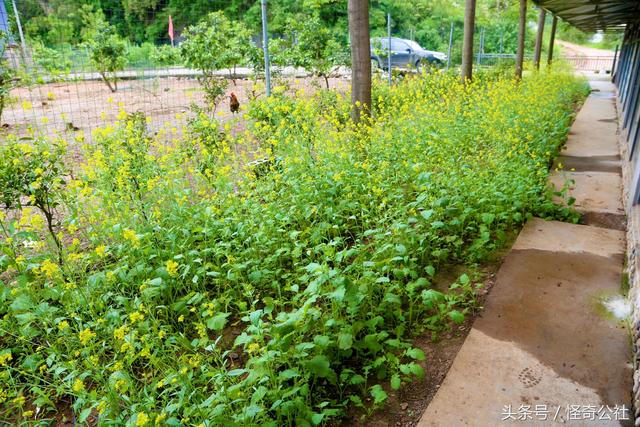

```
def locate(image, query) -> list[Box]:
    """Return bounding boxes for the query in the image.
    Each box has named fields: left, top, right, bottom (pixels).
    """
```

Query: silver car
left=371, top=37, right=446, bottom=71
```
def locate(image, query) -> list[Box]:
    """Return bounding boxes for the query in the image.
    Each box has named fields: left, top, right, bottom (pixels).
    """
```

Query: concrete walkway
left=417, top=82, right=632, bottom=426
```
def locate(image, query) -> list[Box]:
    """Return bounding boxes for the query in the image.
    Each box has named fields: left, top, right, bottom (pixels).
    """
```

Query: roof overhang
left=533, top=0, right=640, bottom=32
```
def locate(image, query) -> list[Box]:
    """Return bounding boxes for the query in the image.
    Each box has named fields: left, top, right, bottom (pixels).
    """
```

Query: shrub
left=285, top=16, right=350, bottom=88
left=181, top=12, right=251, bottom=111
left=150, top=44, right=182, bottom=66
left=82, top=10, right=127, bottom=93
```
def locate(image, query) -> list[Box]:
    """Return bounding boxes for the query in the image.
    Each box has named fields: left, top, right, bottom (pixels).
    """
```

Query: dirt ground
left=1, top=73, right=350, bottom=144
left=557, top=40, right=614, bottom=57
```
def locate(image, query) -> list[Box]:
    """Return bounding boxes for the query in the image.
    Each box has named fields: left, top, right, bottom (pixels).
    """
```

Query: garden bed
left=0, top=68, right=588, bottom=425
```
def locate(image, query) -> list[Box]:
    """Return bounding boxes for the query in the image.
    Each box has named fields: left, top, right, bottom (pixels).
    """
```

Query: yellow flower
left=22, top=410, right=34, bottom=417
left=136, top=412, right=149, bottom=427
left=58, top=320, right=69, bottom=331
left=0, top=352, right=12, bottom=366
left=155, top=413, right=167, bottom=425
left=165, top=260, right=179, bottom=277
left=177, top=315, right=184, bottom=322
left=72, top=378, right=85, bottom=393
left=114, top=325, right=129, bottom=340
left=97, top=400, right=107, bottom=414
left=129, top=311, right=144, bottom=323
left=123, top=229, right=138, bottom=243
left=39, top=259, right=60, bottom=279
left=78, top=328, right=96, bottom=345
left=95, top=245, right=107, bottom=257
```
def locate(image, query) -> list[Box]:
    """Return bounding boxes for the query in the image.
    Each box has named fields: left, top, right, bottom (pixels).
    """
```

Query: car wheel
left=415, top=60, right=422, bottom=73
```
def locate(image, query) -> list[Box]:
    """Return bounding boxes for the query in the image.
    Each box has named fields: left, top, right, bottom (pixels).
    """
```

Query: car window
left=405, top=40, right=423, bottom=51
left=390, top=39, right=409, bottom=51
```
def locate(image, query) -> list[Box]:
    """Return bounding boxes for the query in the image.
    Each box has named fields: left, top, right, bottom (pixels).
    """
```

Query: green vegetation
left=181, top=11, right=252, bottom=111
left=0, top=30, right=16, bottom=123
left=10, top=0, right=592, bottom=72
left=0, top=68, right=587, bottom=424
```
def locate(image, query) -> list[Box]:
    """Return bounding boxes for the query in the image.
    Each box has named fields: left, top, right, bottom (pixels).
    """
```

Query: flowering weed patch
left=0, top=69, right=588, bottom=425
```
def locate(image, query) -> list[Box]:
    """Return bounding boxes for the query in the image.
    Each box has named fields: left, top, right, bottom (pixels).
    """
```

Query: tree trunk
left=547, top=15, right=558, bottom=66
left=348, top=0, right=372, bottom=123
left=515, top=0, right=527, bottom=80
left=533, top=8, right=546, bottom=70
left=461, top=0, right=476, bottom=83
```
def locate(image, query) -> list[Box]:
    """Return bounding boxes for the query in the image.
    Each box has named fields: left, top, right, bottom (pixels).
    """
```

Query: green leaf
left=206, top=312, right=230, bottom=331
left=481, top=213, right=495, bottom=224
left=279, top=369, right=299, bottom=380
left=420, top=209, right=434, bottom=220
left=337, top=333, right=353, bottom=350
left=425, top=265, right=435, bottom=277
left=390, top=374, right=401, bottom=390
left=370, top=384, right=388, bottom=405
left=409, top=362, right=425, bottom=379
left=306, top=355, right=332, bottom=378
left=406, top=348, right=426, bottom=361
left=311, top=413, right=324, bottom=425
left=448, top=310, right=465, bottom=324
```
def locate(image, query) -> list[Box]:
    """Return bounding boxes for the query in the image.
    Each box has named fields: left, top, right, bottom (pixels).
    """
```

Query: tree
left=515, top=0, right=526, bottom=80
left=348, top=0, right=371, bottom=123
left=82, top=7, right=127, bottom=92
left=181, top=12, right=251, bottom=111
left=87, top=27, right=127, bottom=92
left=461, top=0, right=476, bottom=82
left=287, top=16, right=350, bottom=89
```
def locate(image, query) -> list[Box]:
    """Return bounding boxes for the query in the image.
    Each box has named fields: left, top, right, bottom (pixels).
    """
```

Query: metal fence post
left=387, top=13, right=392, bottom=85
left=10, top=0, right=27, bottom=58
left=447, top=22, right=454, bottom=70
left=261, top=0, right=271, bottom=97
left=477, top=27, right=484, bottom=66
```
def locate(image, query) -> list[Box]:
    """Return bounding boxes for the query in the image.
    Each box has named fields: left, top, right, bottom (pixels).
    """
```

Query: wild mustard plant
left=0, top=68, right=588, bottom=425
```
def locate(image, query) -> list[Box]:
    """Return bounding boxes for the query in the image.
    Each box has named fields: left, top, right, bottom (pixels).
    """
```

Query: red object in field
left=168, top=15, right=174, bottom=43
left=230, top=93, right=240, bottom=114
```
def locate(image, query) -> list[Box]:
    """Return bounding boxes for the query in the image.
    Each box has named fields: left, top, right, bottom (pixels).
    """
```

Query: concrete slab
left=554, top=155, right=621, bottom=173
left=417, top=220, right=632, bottom=427
left=561, top=96, right=620, bottom=158
left=512, top=217, right=625, bottom=256
left=549, top=171, right=623, bottom=214
left=549, top=171, right=625, bottom=230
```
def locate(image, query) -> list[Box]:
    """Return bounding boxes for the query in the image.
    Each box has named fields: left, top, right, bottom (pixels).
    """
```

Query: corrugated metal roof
left=534, top=0, right=640, bottom=32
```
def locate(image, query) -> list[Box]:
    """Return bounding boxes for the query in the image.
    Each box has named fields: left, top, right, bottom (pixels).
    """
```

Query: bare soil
left=1, top=74, right=350, bottom=143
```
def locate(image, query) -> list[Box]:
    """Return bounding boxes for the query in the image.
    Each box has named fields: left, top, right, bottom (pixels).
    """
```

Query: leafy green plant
left=0, top=68, right=587, bottom=425
left=0, top=31, right=19, bottom=124
left=0, top=136, right=67, bottom=266
left=83, top=10, right=127, bottom=93
left=150, top=44, right=182, bottom=66
left=284, top=16, right=349, bottom=89
left=181, top=12, right=251, bottom=111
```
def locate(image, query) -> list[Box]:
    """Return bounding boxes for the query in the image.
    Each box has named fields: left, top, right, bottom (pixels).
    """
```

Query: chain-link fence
left=0, top=1, right=616, bottom=139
